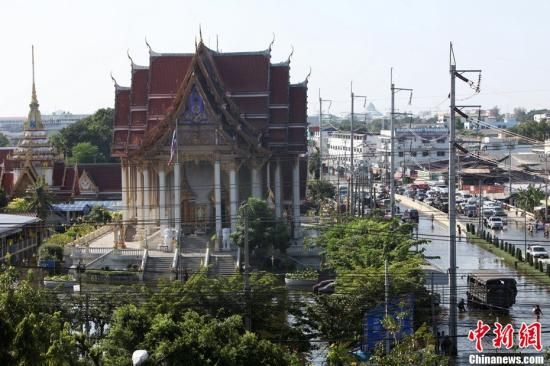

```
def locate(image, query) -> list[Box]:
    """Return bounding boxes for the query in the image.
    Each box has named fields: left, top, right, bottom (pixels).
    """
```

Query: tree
left=308, top=147, right=320, bottom=179
left=71, top=142, right=105, bottom=163
left=307, top=180, right=336, bottom=203
left=27, top=178, right=53, bottom=221
left=99, top=306, right=300, bottom=366
left=50, top=108, right=114, bottom=162
left=84, top=205, right=112, bottom=224
left=0, top=133, right=10, bottom=147
left=516, top=185, right=545, bottom=213
left=370, top=324, right=447, bottom=366
left=231, top=198, right=290, bottom=261
left=6, top=197, right=31, bottom=212
left=299, top=217, right=433, bottom=354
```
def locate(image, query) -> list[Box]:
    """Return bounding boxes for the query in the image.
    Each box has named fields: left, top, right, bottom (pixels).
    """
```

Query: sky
left=2, top=0, right=550, bottom=118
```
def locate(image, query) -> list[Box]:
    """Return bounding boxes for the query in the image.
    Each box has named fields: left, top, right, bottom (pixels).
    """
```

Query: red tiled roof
left=289, top=85, right=307, bottom=123
left=131, top=68, right=149, bottom=106
left=78, top=164, right=121, bottom=191
left=52, top=161, right=65, bottom=187
left=213, top=54, right=269, bottom=92
left=0, top=148, right=13, bottom=164
left=270, top=65, right=289, bottom=105
left=149, top=55, right=192, bottom=95
left=234, top=97, right=268, bottom=115
left=114, top=90, right=130, bottom=127
left=61, top=166, right=76, bottom=191
left=2, top=172, right=13, bottom=195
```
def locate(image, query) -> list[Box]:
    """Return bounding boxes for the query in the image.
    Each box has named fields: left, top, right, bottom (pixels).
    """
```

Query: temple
left=112, top=40, right=308, bottom=249
left=0, top=47, right=121, bottom=203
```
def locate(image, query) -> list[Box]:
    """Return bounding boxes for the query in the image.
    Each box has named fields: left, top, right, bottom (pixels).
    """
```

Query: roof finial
left=31, top=45, right=37, bottom=104
left=127, top=49, right=134, bottom=66
left=110, top=72, right=119, bottom=87
left=287, top=45, right=294, bottom=63
left=26, top=45, right=43, bottom=130
left=268, top=33, right=275, bottom=52
left=199, top=24, right=203, bottom=43
left=305, top=67, right=312, bottom=83
left=145, top=37, right=153, bottom=54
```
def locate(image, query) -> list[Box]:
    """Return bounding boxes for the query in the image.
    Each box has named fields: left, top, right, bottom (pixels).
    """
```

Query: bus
left=466, top=270, right=517, bottom=311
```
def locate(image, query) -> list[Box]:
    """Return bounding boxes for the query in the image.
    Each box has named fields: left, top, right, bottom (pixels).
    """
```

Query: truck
left=467, top=271, right=517, bottom=311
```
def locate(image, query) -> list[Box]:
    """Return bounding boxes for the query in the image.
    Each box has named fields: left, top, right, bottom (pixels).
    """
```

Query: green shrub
left=39, top=243, right=63, bottom=262
left=45, top=233, right=73, bottom=246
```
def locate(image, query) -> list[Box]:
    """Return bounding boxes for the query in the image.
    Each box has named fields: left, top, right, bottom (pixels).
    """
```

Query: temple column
left=173, top=163, right=181, bottom=232
left=251, top=162, right=262, bottom=198
left=137, top=168, right=144, bottom=244
left=214, top=160, right=222, bottom=250
left=274, top=159, right=282, bottom=218
left=143, top=167, right=150, bottom=236
left=292, top=156, right=301, bottom=240
left=158, top=167, right=167, bottom=232
left=121, top=161, right=128, bottom=222
left=229, top=165, right=238, bottom=232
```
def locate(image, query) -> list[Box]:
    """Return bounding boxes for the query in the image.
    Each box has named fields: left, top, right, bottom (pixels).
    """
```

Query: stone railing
left=68, top=225, right=113, bottom=247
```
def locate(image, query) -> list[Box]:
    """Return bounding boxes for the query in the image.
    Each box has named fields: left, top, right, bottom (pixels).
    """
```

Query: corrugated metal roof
left=0, top=214, right=40, bottom=236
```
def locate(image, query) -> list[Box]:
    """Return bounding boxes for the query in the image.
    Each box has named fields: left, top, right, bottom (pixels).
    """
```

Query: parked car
left=527, top=245, right=549, bottom=259
left=486, top=217, right=504, bottom=230
left=461, top=204, right=477, bottom=217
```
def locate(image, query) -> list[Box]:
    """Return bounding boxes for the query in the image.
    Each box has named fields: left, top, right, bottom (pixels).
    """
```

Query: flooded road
left=409, top=206, right=550, bottom=363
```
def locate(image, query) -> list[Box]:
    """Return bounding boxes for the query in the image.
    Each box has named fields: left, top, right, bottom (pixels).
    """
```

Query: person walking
left=533, top=304, right=543, bottom=321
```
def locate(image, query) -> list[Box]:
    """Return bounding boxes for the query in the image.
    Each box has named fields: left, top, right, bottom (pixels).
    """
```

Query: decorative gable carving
left=79, top=170, right=98, bottom=193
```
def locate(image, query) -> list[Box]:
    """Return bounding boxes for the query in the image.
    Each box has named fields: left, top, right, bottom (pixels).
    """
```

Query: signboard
left=361, top=295, right=414, bottom=353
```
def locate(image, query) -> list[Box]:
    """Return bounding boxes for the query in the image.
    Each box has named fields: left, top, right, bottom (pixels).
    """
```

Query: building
left=377, top=127, right=449, bottom=173
left=534, top=113, right=550, bottom=123
left=0, top=214, right=41, bottom=264
left=0, top=47, right=121, bottom=203
left=325, top=131, right=378, bottom=174
left=112, top=40, right=308, bottom=247
left=0, top=112, right=89, bottom=141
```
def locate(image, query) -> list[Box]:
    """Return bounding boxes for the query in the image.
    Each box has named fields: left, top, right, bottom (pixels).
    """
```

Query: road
left=401, top=201, right=550, bottom=362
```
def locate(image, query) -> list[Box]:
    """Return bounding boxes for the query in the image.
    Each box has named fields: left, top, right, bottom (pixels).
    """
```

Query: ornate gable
left=78, top=170, right=99, bottom=193
left=135, top=43, right=270, bottom=159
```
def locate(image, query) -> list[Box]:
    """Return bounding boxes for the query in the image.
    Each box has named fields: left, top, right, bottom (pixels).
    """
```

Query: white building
left=325, top=131, right=378, bottom=174
left=377, top=127, right=449, bottom=172
left=534, top=113, right=550, bottom=122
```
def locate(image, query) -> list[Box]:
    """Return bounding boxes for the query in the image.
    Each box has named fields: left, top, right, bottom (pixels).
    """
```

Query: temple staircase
left=143, top=252, right=173, bottom=282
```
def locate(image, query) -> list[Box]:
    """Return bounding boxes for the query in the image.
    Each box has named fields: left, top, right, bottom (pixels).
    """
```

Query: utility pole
left=449, top=52, right=458, bottom=356
left=448, top=43, right=481, bottom=357
left=243, top=205, right=251, bottom=331
left=350, top=83, right=367, bottom=216
left=319, top=93, right=332, bottom=181
left=508, top=139, right=512, bottom=199
left=390, top=69, right=413, bottom=217
left=384, top=258, right=390, bottom=354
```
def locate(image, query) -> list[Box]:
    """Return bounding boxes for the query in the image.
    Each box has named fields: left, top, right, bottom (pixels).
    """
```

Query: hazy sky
left=2, top=0, right=550, bottom=118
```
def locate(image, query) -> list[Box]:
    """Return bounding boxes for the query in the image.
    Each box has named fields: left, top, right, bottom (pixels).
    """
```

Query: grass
left=466, top=233, right=550, bottom=287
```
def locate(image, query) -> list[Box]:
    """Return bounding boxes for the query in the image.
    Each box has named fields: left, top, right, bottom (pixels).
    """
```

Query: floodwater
left=410, top=207, right=550, bottom=364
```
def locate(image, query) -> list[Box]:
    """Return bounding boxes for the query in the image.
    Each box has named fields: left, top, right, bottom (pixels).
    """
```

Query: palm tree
left=516, top=185, right=545, bottom=213
left=27, top=178, right=53, bottom=222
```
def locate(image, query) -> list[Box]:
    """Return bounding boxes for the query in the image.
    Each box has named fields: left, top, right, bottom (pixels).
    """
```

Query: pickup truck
left=486, top=216, right=504, bottom=230
left=527, top=245, right=549, bottom=259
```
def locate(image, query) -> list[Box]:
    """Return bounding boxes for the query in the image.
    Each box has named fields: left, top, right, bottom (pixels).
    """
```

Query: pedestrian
left=458, top=298, right=466, bottom=312
left=533, top=304, right=543, bottom=320
left=431, top=213, right=435, bottom=228
left=441, top=336, right=452, bottom=356
left=457, top=224, right=462, bottom=236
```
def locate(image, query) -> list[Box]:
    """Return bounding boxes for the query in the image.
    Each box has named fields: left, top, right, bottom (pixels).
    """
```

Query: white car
left=486, top=216, right=503, bottom=230
left=527, top=245, right=549, bottom=259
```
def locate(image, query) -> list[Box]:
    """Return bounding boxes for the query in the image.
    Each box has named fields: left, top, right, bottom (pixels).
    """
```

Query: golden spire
left=26, top=45, right=43, bottom=130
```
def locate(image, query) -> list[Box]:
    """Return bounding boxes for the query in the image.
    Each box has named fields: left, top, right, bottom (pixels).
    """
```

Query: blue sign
left=361, top=295, right=414, bottom=353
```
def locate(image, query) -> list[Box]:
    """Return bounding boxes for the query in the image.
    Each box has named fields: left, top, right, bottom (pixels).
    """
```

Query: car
left=527, top=245, right=549, bottom=259
left=461, top=204, right=477, bottom=217
left=402, top=209, right=419, bottom=223
left=424, top=198, right=434, bottom=206
left=486, top=216, right=503, bottom=230
left=416, top=192, right=427, bottom=201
